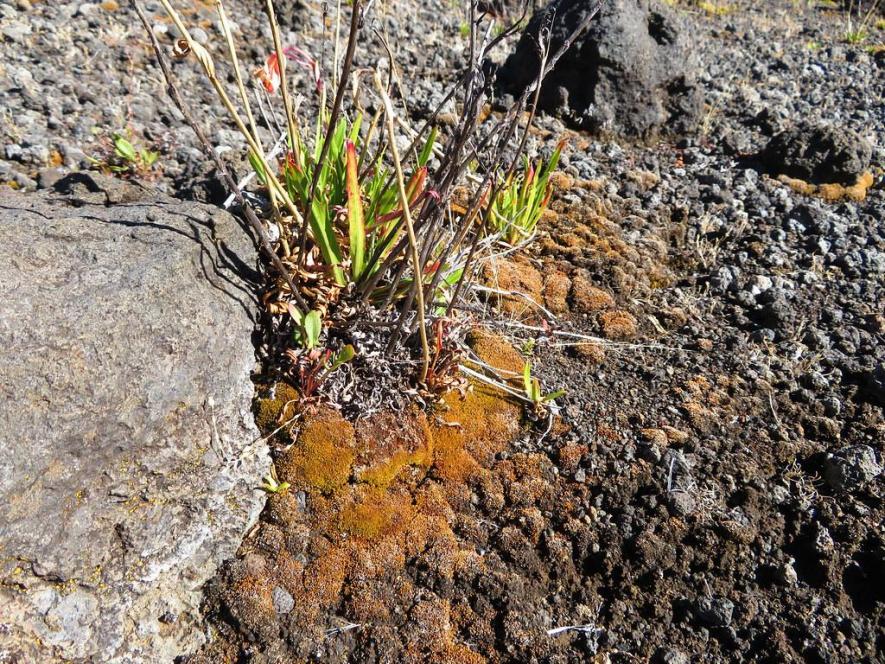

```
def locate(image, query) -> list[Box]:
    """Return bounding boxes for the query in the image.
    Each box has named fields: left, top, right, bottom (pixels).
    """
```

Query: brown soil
left=188, top=171, right=883, bottom=663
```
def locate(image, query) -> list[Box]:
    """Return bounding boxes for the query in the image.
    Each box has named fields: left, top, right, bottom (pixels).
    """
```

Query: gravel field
left=1, top=0, right=881, bottom=661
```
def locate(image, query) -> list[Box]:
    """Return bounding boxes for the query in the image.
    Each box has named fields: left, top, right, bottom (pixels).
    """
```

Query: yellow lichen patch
left=778, top=171, right=874, bottom=203
left=697, top=0, right=733, bottom=16
left=253, top=381, right=299, bottom=434
left=354, top=410, right=433, bottom=490
left=599, top=309, right=639, bottom=339
left=357, top=445, right=433, bottom=489
left=431, top=332, right=524, bottom=483
left=337, top=486, right=417, bottom=541
left=276, top=407, right=355, bottom=493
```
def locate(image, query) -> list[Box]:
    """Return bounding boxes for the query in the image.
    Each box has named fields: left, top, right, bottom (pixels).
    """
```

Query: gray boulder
left=496, top=0, right=704, bottom=138
left=824, top=445, right=882, bottom=493
left=0, top=174, right=268, bottom=662
left=760, top=122, right=873, bottom=184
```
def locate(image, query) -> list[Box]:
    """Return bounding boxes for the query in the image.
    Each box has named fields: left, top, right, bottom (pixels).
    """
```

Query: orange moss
left=253, top=381, right=299, bottom=433
left=778, top=171, right=874, bottom=202
left=338, top=487, right=417, bottom=541
left=233, top=333, right=532, bottom=660
left=358, top=446, right=432, bottom=489
left=572, top=341, right=606, bottom=364
left=466, top=328, right=526, bottom=375
left=354, top=410, right=433, bottom=489
left=549, top=171, right=575, bottom=191
left=557, top=443, right=588, bottom=473
left=682, top=400, right=713, bottom=433
left=431, top=332, right=523, bottom=483
left=226, top=573, right=276, bottom=633
left=405, top=598, right=452, bottom=649
left=306, top=547, right=350, bottom=600
left=625, top=169, right=661, bottom=191
left=481, top=257, right=543, bottom=318
left=426, top=644, right=486, bottom=664
left=276, top=407, right=355, bottom=493
left=432, top=384, right=520, bottom=483
left=639, top=428, right=668, bottom=446
left=599, top=309, right=638, bottom=339
left=542, top=270, right=572, bottom=314
left=570, top=276, right=615, bottom=314
left=663, top=425, right=690, bottom=444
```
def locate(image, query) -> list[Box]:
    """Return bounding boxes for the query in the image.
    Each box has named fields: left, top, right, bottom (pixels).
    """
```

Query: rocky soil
left=0, top=0, right=882, bottom=662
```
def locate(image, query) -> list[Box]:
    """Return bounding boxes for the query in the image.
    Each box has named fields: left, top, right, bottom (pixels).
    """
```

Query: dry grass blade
left=263, top=0, right=301, bottom=165
left=130, top=0, right=308, bottom=310
left=374, top=72, right=431, bottom=382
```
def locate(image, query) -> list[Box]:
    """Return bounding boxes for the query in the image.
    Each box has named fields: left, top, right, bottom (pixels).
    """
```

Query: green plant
left=289, top=307, right=324, bottom=349
left=89, top=132, right=159, bottom=176
left=844, top=0, right=881, bottom=43
left=487, top=143, right=562, bottom=245
left=258, top=466, right=290, bottom=494
left=522, top=361, right=565, bottom=414
left=136, top=0, right=601, bottom=396
left=520, top=338, right=537, bottom=356
left=291, top=344, right=356, bottom=399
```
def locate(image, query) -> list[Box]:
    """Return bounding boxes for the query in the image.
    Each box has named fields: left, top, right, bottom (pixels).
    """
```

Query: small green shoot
left=843, top=0, right=881, bottom=44
left=520, top=338, right=537, bottom=356
left=88, top=132, right=159, bottom=177
left=258, top=466, right=290, bottom=494
left=488, top=142, right=563, bottom=245
left=522, top=361, right=565, bottom=411
left=290, top=306, right=324, bottom=349
left=328, top=344, right=355, bottom=372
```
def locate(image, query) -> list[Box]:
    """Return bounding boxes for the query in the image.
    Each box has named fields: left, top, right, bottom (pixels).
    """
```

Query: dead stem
left=131, top=0, right=307, bottom=309
left=375, top=72, right=431, bottom=383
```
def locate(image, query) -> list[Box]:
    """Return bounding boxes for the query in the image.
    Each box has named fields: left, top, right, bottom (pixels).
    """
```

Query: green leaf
left=287, top=304, right=304, bottom=326
left=531, top=377, right=542, bottom=403
left=329, top=344, right=356, bottom=371
left=308, top=196, right=345, bottom=285
left=542, top=389, right=566, bottom=402
left=112, top=134, right=137, bottom=163
left=417, top=126, right=438, bottom=168
left=248, top=150, right=267, bottom=185
left=345, top=140, right=366, bottom=281
left=303, top=310, right=322, bottom=349
left=442, top=267, right=464, bottom=287
left=522, top=362, right=532, bottom=399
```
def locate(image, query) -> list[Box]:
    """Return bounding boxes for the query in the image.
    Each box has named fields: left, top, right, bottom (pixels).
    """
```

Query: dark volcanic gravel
left=1, top=0, right=881, bottom=662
